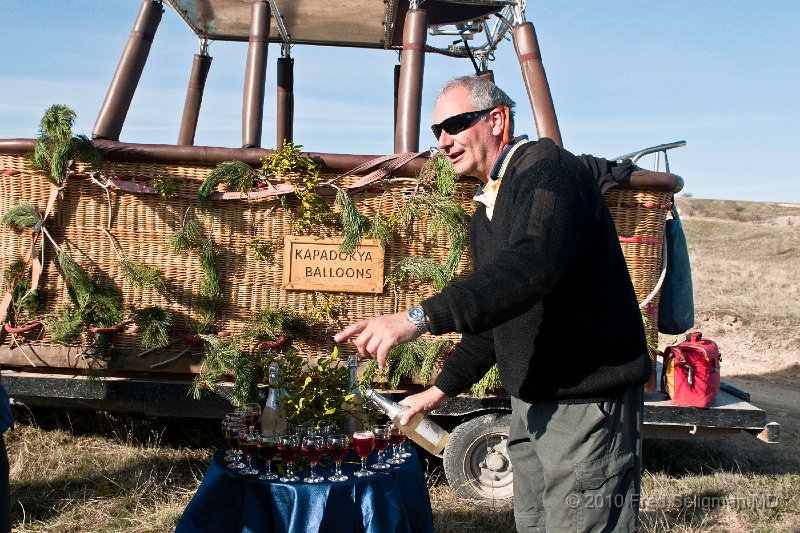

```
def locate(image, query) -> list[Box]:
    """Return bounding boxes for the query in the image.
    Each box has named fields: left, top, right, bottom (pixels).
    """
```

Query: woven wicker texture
left=1, top=153, right=668, bottom=377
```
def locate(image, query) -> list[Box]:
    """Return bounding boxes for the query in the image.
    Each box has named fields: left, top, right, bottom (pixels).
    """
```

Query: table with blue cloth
left=176, top=445, right=433, bottom=533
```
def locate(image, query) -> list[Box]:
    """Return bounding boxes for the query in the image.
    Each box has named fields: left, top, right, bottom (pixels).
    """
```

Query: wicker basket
left=0, top=152, right=669, bottom=381
left=0, top=154, right=472, bottom=372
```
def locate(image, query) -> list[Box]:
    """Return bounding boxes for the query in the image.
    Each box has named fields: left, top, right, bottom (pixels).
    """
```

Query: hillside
left=642, top=197, right=800, bottom=531
left=668, top=197, right=800, bottom=377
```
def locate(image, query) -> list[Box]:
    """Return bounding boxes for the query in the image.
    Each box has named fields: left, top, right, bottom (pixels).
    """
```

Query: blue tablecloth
left=176, top=445, right=433, bottom=533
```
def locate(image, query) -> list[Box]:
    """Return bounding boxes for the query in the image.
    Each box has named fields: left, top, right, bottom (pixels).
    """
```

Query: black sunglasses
left=430, top=107, right=495, bottom=140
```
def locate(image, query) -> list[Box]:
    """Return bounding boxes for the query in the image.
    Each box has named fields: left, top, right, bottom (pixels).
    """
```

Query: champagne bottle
left=342, top=354, right=364, bottom=434
left=364, top=389, right=449, bottom=457
left=260, top=362, right=288, bottom=436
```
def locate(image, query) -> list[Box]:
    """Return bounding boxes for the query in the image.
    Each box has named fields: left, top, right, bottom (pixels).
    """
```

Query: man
left=335, top=76, right=650, bottom=532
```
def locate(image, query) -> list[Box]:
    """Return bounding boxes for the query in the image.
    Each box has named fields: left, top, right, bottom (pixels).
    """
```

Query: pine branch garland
left=56, top=250, right=122, bottom=328
left=49, top=307, right=85, bottom=345
left=195, top=239, right=222, bottom=333
left=418, top=152, right=458, bottom=195
left=190, top=335, right=260, bottom=405
left=470, top=364, right=502, bottom=397
left=396, top=257, right=449, bottom=291
left=38, top=104, right=75, bottom=146
left=1, top=204, right=42, bottom=231
left=169, top=220, right=205, bottom=254
left=28, top=105, right=102, bottom=186
left=120, top=259, right=164, bottom=289
left=242, top=306, right=317, bottom=342
left=398, top=191, right=469, bottom=288
left=197, top=161, right=257, bottom=205
left=133, top=306, right=172, bottom=350
left=57, top=251, right=95, bottom=308
left=366, top=211, right=397, bottom=246
left=231, top=358, right=260, bottom=406
left=2, top=258, right=43, bottom=321
left=363, top=338, right=453, bottom=389
left=335, top=189, right=368, bottom=254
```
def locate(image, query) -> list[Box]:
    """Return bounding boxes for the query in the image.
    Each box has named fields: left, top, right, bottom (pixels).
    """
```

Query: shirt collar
left=489, top=135, right=529, bottom=181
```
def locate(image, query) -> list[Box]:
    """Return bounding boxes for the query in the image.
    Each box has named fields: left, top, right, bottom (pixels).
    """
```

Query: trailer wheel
left=443, top=412, right=513, bottom=508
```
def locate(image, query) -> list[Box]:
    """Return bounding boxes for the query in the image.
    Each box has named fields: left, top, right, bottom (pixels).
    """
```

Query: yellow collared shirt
left=473, top=178, right=503, bottom=220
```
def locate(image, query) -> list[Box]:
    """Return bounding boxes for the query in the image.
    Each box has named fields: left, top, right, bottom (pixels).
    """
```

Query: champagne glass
left=302, top=435, right=325, bottom=483
left=244, top=403, right=262, bottom=430
left=225, top=425, right=246, bottom=469
left=258, top=434, right=280, bottom=481
left=222, top=415, right=242, bottom=462
left=399, top=438, right=413, bottom=459
left=279, top=435, right=300, bottom=482
left=352, top=430, right=375, bottom=477
left=236, top=405, right=258, bottom=431
left=387, top=424, right=406, bottom=465
left=327, top=434, right=350, bottom=482
left=371, top=426, right=391, bottom=470
left=238, top=430, right=260, bottom=475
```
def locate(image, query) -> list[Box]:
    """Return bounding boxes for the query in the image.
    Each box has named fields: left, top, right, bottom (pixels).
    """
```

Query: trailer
left=0, top=0, right=778, bottom=509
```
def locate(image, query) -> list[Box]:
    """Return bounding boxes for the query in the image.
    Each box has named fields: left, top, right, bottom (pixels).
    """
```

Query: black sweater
left=423, top=139, right=650, bottom=402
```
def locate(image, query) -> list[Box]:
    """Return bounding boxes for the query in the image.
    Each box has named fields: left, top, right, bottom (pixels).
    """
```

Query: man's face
left=432, top=85, right=504, bottom=182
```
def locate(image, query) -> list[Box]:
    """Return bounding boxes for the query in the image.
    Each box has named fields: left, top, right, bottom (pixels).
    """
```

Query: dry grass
left=6, top=412, right=799, bottom=533
left=4, top=198, right=800, bottom=532
left=6, top=408, right=212, bottom=532
left=678, top=198, right=800, bottom=332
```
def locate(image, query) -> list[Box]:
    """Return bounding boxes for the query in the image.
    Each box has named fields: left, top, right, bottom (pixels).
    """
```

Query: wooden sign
left=282, top=236, right=385, bottom=293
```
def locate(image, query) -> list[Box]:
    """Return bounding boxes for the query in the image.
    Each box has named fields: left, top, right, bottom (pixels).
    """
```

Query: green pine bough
left=197, top=160, right=258, bottom=205
left=262, top=141, right=336, bottom=231
left=168, top=219, right=222, bottom=334
left=48, top=250, right=124, bottom=368
left=1, top=204, right=42, bottom=232
left=28, top=104, right=102, bottom=186
left=363, top=338, right=502, bottom=397
left=133, top=307, right=172, bottom=351
left=1, top=205, right=45, bottom=324
left=190, top=306, right=317, bottom=406
left=1, top=258, right=44, bottom=325
left=396, top=191, right=469, bottom=290
left=120, top=259, right=164, bottom=289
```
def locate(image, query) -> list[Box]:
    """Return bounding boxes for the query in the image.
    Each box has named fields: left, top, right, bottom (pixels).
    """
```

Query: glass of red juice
left=387, top=424, right=406, bottom=465
left=327, top=434, right=350, bottom=482
left=238, top=430, right=260, bottom=476
left=258, top=434, right=280, bottom=481
left=302, top=435, right=325, bottom=483
left=352, top=430, right=375, bottom=477
left=371, top=426, right=391, bottom=470
left=225, top=425, right=246, bottom=470
left=279, top=435, right=300, bottom=482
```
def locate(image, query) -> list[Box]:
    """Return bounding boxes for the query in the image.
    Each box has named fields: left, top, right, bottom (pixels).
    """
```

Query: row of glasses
left=222, top=418, right=410, bottom=482
left=275, top=433, right=351, bottom=483
left=352, top=424, right=408, bottom=477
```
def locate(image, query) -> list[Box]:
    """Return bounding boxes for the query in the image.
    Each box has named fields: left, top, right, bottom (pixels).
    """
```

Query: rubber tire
left=443, top=412, right=513, bottom=509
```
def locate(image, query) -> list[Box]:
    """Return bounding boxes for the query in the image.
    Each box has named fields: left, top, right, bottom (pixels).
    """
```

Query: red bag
left=661, top=332, right=721, bottom=407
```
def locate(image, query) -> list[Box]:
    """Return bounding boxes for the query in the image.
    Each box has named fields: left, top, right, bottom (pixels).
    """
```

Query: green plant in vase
left=279, top=347, right=354, bottom=429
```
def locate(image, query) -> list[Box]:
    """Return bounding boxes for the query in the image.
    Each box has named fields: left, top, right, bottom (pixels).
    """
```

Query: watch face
left=408, top=307, right=426, bottom=333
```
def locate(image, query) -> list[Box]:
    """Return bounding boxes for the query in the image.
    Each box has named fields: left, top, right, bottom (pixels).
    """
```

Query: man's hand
left=398, top=387, right=448, bottom=425
left=333, top=311, right=421, bottom=368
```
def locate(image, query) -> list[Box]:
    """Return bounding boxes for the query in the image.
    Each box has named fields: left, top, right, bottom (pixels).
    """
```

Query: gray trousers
left=508, top=386, right=643, bottom=533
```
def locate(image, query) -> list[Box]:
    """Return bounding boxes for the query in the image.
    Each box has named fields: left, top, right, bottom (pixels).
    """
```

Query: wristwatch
left=406, top=305, right=428, bottom=334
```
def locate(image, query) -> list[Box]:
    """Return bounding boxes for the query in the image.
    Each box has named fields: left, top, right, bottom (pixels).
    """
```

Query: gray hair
left=435, top=76, right=516, bottom=136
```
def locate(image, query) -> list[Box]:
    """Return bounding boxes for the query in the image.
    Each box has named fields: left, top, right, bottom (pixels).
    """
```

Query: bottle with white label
left=342, top=354, right=365, bottom=435
left=260, top=362, right=288, bottom=436
left=364, top=388, right=449, bottom=457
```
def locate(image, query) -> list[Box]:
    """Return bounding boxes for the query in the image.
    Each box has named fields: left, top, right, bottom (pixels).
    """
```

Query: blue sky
left=2, top=1, right=798, bottom=202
